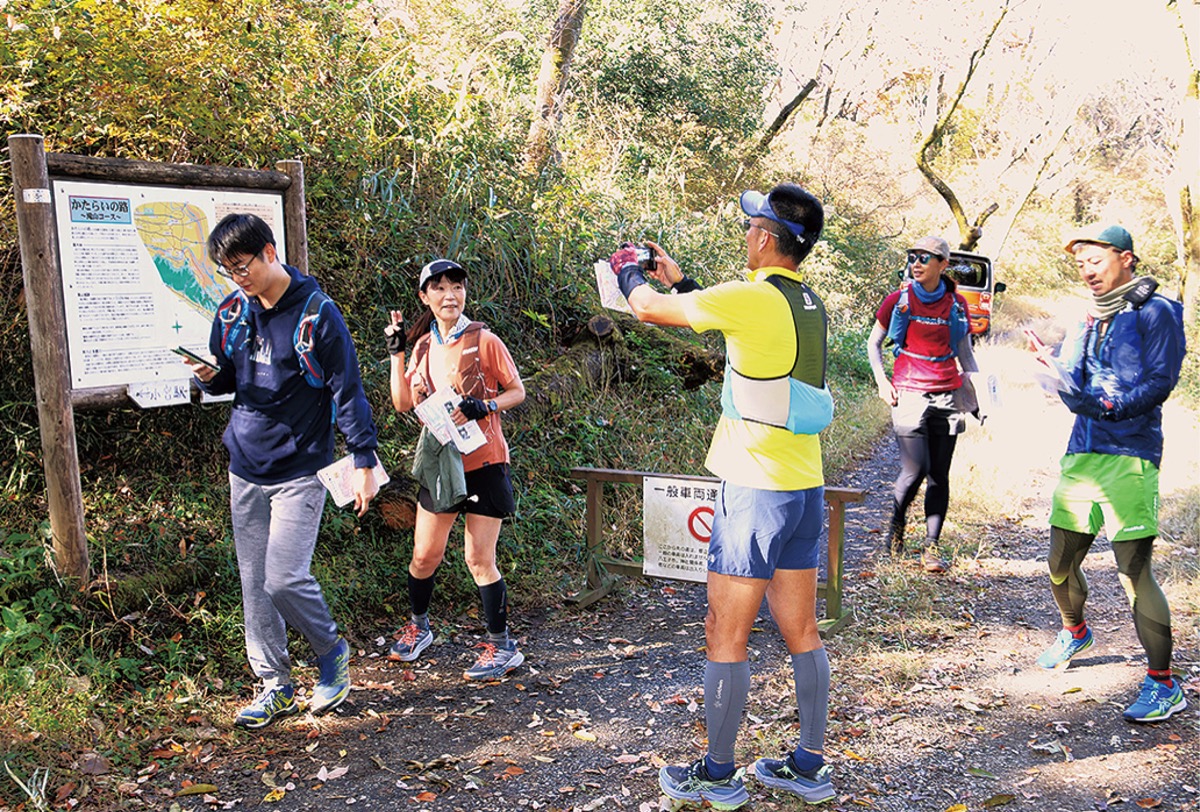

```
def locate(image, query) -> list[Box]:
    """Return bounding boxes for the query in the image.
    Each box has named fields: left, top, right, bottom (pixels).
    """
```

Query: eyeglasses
left=742, top=218, right=779, bottom=239
left=907, top=251, right=944, bottom=265
left=216, top=252, right=259, bottom=279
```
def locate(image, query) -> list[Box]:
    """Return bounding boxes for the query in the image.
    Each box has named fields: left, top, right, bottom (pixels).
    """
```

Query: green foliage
left=0, top=588, right=76, bottom=662
left=565, top=0, right=776, bottom=205
left=9, top=0, right=1179, bottom=804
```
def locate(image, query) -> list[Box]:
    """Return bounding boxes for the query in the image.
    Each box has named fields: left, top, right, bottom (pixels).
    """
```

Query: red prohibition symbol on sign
left=688, top=506, right=715, bottom=543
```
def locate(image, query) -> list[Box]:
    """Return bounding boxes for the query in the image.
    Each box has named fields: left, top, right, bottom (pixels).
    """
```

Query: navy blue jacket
left=200, top=265, right=378, bottom=484
left=1058, top=293, right=1186, bottom=468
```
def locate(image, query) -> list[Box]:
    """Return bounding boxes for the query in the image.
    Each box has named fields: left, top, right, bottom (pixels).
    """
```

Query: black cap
left=418, top=258, right=467, bottom=291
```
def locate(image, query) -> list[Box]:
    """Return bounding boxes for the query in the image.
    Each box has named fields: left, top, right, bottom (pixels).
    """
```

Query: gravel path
left=156, top=343, right=1197, bottom=812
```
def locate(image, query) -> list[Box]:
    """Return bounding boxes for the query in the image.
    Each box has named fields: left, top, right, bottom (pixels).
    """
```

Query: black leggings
left=1047, top=528, right=1172, bottom=671
left=890, top=432, right=958, bottom=544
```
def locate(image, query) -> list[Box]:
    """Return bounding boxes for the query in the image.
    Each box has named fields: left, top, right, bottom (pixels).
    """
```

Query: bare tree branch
left=914, top=0, right=1011, bottom=250
left=753, top=78, right=819, bottom=156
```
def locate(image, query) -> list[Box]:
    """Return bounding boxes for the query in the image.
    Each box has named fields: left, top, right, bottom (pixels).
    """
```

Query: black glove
left=384, top=322, right=406, bottom=356
left=459, top=396, right=489, bottom=421
left=616, top=263, right=648, bottom=299
left=1059, top=389, right=1113, bottom=421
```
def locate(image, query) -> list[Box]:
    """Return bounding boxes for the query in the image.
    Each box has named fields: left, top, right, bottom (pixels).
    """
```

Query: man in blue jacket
left=1034, top=224, right=1187, bottom=723
left=184, top=214, right=379, bottom=728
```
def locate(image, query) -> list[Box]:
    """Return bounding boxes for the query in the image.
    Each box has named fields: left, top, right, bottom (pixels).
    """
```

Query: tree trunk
left=522, top=0, right=587, bottom=176
left=1171, top=2, right=1198, bottom=321
left=914, top=1, right=1009, bottom=251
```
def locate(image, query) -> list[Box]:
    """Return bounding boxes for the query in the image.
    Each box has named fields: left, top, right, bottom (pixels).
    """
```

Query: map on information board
left=51, top=180, right=286, bottom=390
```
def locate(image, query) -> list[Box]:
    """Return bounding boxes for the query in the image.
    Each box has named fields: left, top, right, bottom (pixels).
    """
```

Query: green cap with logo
left=1063, top=224, right=1135, bottom=257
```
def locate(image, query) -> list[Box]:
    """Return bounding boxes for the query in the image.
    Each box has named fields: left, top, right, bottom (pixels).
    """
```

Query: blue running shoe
left=235, top=683, right=298, bottom=729
left=463, top=640, right=524, bottom=681
left=753, top=755, right=835, bottom=804
left=1123, top=676, right=1187, bottom=723
left=658, top=759, right=749, bottom=811
left=388, top=622, right=433, bottom=662
left=312, top=636, right=350, bottom=714
left=1036, top=627, right=1093, bottom=669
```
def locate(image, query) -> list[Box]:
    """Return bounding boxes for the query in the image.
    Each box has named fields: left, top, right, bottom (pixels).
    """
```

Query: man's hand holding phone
left=173, top=346, right=220, bottom=382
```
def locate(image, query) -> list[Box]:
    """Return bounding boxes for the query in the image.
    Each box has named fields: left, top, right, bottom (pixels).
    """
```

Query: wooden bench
left=566, top=467, right=864, bottom=635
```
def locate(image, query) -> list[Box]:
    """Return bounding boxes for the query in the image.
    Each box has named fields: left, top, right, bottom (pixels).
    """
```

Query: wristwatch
left=487, top=399, right=498, bottom=413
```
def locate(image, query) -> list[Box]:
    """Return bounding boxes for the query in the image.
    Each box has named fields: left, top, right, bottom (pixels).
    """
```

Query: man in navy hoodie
left=184, top=213, right=379, bottom=728
left=1033, top=224, right=1187, bottom=724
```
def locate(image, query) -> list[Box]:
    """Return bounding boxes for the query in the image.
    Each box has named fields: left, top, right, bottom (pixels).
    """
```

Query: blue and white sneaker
left=1123, top=676, right=1187, bottom=723
left=1036, top=627, right=1093, bottom=669
left=311, top=636, right=350, bottom=714
left=658, top=759, right=749, bottom=811
left=753, top=755, right=835, bottom=804
left=235, top=683, right=298, bottom=729
left=388, top=622, right=433, bottom=662
left=463, top=640, right=524, bottom=681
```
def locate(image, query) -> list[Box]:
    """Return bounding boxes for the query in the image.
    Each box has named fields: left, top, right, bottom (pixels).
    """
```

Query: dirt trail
left=154, top=341, right=1198, bottom=812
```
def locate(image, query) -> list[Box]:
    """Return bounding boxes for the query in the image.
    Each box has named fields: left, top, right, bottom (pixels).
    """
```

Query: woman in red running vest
left=866, top=236, right=981, bottom=573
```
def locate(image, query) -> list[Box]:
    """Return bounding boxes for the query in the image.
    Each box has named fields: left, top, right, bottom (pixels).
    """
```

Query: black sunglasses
left=907, top=251, right=944, bottom=265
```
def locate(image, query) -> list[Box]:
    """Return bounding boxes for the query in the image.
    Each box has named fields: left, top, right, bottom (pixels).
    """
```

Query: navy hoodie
left=1058, top=294, right=1186, bottom=469
left=200, top=265, right=378, bottom=485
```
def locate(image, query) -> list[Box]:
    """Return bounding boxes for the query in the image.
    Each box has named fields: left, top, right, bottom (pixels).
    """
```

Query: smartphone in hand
left=172, top=346, right=220, bottom=372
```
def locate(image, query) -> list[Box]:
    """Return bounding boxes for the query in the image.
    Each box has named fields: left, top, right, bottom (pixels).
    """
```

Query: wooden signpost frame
left=8, top=133, right=309, bottom=583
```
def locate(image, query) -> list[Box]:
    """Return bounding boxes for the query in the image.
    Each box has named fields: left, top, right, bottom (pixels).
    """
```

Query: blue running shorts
left=708, top=482, right=825, bottom=577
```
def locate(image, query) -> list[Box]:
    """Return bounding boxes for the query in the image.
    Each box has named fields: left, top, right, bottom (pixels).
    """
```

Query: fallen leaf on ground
left=982, top=794, right=1016, bottom=807
left=1135, top=799, right=1162, bottom=809
left=79, top=752, right=112, bottom=775
left=176, top=783, right=218, bottom=797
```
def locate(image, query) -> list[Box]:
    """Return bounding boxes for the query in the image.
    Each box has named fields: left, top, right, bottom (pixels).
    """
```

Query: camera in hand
left=633, top=246, right=656, bottom=271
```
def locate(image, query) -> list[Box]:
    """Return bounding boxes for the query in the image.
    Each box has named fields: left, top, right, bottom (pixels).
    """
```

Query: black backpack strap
left=765, top=275, right=828, bottom=389
left=1124, top=277, right=1158, bottom=308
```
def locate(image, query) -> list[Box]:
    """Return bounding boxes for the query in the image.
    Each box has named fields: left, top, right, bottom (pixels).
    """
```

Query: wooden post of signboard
left=277, top=160, right=308, bottom=276
left=8, top=134, right=89, bottom=583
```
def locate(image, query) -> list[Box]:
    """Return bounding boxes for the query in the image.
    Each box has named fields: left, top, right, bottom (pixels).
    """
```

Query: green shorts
left=1049, top=453, right=1159, bottom=542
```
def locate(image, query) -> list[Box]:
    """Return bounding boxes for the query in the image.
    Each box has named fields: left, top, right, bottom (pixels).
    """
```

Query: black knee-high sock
left=479, top=578, right=509, bottom=638
left=408, top=571, right=436, bottom=621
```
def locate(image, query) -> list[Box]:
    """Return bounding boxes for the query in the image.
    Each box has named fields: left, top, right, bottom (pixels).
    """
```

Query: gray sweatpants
left=230, top=472, right=339, bottom=686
